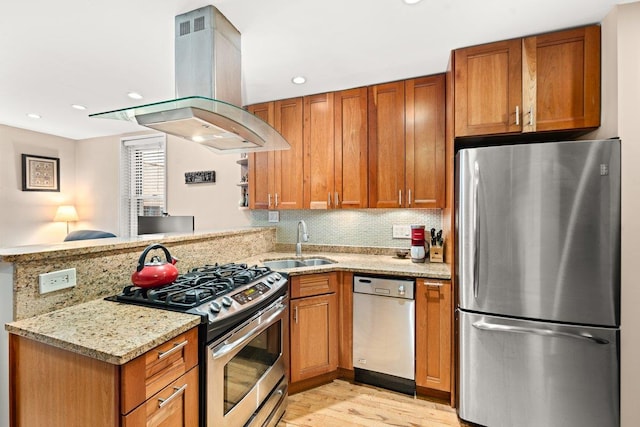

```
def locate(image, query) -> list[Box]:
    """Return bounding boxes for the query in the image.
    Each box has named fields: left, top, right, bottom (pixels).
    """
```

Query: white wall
left=0, top=125, right=77, bottom=246
left=616, top=3, right=640, bottom=426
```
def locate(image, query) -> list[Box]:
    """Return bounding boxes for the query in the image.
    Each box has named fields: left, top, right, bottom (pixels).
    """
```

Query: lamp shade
left=54, top=205, right=79, bottom=222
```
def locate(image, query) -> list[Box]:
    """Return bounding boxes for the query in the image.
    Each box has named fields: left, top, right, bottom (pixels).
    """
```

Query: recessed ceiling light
left=127, top=92, right=143, bottom=100
left=403, top=0, right=423, bottom=4
left=26, top=113, right=41, bottom=119
left=291, top=76, right=306, bottom=85
left=71, top=104, right=87, bottom=110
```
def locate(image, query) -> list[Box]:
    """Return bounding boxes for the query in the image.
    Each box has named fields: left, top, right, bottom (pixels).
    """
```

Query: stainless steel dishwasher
left=352, top=275, right=416, bottom=395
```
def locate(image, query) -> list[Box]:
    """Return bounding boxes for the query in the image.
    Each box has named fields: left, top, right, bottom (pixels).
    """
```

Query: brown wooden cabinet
left=289, top=273, right=339, bottom=383
left=248, top=97, right=304, bottom=209
left=369, top=76, right=445, bottom=208
left=454, top=25, right=600, bottom=137
left=9, top=327, right=199, bottom=427
left=303, top=89, right=369, bottom=209
left=415, top=279, right=451, bottom=393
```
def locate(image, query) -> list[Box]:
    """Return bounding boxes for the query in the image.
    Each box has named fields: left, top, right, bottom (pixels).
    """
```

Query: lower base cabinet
left=289, top=273, right=339, bottom=383
left=9, top=327, right=199, bottom=427
left=415, top=279, right=452, bottom=393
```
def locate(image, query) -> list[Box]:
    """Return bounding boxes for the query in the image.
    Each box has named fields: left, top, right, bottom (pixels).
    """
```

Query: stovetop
left=110, top=262, right=288, bottom=341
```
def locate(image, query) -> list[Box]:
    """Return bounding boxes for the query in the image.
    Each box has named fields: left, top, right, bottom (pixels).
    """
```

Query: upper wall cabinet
left=303, top=89, right=369, bottom=209
left=369, top=75, right=445, bottom=208
left=248, top=98, right=304, bottom=210
left=454, top=25, right=600, bottom=137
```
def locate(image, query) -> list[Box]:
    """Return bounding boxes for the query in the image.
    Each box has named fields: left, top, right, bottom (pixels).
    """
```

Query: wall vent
left=179, top=20, right=190, bottom=36
left=194, top=16, right=205, bottom=32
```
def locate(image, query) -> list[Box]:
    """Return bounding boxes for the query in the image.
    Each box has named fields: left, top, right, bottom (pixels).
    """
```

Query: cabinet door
left=415, top=279, right=451, bottom=392
left=522, top=25, right=600, bottom=132
left=303, top=93, right=335, bottom=209
left=274, top=97, right=304, bottom=209
left=122, top=367, right=199, bottom=427
left=247, top=102, right=275, bottom=209
left=454, top=39, right=522, bottom=137
left=335, top=87, right=368, bottom=209
left=290, top=293, right=339, bottom=382
left=368, top=81, right=405, bottom=208
left=405, top=75, right=446, bottom=208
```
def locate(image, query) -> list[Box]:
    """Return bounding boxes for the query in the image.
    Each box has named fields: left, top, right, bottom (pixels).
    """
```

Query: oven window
left=224, top=320, right=281, bottom=415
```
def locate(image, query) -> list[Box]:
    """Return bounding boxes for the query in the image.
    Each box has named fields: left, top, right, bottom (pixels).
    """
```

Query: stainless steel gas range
left=110, top=263, right=289, bottom=427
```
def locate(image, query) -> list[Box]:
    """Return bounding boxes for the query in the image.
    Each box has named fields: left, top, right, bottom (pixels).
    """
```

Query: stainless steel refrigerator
left=456, top=139, right=620, bottom=427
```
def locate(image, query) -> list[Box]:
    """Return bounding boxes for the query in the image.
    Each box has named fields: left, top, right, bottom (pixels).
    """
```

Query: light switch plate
left=268, top=211, right=280, bottom=223
left=392, top=225, right=411, bottom=239
left=39, top=268, right=77, bottom=294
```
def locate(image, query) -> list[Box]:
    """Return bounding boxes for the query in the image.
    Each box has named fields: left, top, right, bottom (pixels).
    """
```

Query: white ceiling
left=0, top=0, right=630, bottom=140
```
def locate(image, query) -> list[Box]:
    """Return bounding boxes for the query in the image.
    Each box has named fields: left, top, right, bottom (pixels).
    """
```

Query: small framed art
left=21, top=154, right=60, bottom=192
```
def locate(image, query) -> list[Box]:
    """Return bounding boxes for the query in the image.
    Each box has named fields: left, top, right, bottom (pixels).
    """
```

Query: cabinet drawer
left=121, top=327, right=199, bottom=414
left=291, top=272, right=338, bottom=298
left=122, top=367, right=199, bottom=427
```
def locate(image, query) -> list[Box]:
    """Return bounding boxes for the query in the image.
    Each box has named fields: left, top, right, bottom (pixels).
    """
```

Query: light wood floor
left=278, top=380, right=464, bottom=427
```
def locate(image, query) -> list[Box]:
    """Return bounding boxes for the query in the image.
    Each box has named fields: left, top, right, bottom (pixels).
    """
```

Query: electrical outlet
left=392, top=225, right=411, bottom=239
left=39, top=268, right=77, bottom=294
left=268, top=211, right=280, bottom=223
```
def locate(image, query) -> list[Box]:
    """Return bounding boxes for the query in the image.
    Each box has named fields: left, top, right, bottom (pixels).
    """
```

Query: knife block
left=429, top=245, right=444, bottom=263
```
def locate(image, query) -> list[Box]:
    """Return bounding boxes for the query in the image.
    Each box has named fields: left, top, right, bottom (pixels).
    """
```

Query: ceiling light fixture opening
left=291, top=76, right=307, bottom=85
left=403, top=0, right=423, bottom=4
left=26, top=113, right=41, bottom=119
left=71, top=104, right=87, bottom=110
left=127, top=92, right=144, bottom=100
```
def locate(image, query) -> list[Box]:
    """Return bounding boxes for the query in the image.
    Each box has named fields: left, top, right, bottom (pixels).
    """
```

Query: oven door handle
left=212, top=301, right=287, bottom=360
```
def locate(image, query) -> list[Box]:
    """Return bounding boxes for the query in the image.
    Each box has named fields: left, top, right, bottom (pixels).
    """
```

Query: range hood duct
left=91, top=6, right=290, bottom=153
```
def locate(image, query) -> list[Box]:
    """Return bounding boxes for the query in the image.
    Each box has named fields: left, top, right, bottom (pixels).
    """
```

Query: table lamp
left=54, top=205, right=79, bottom=234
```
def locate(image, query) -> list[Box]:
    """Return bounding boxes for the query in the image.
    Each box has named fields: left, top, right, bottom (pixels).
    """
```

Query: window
left=120, top=135, right=167, bottom=237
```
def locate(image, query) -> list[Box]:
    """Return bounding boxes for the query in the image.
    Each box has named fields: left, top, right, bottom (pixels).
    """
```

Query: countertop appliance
left=456, top=139, right=620, bottom=427
left=352, top=275, right=416, bottom=395
left=110, top=262, right=289, bottom=427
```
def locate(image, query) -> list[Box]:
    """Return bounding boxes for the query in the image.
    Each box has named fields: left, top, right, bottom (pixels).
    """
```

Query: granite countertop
left=5, top=298, right=202, bottom=365
left=245, top=251, right=451, bottom=279
left=5, top=249, right=450, bottom=365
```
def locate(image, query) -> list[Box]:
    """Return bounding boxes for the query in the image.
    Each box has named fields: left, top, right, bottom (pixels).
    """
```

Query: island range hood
left=91, top=6, right=290, bottom=153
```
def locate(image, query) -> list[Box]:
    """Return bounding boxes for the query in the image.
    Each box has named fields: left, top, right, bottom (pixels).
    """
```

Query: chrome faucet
left=296, top=220, right=309, bottom=257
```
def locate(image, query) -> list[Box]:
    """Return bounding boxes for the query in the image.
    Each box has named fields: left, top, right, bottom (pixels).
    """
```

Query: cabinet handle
left=528, top=106, right=534, bottom=126
left=268, top=193, right=272, bottom=208
left=399, top=190, right=402, bottom=206
left=294, top=306, right=298, bottom=324
left=408, top=189, right=412, bottom=206
left=335, top=192, right=339, bottom=208
left=157, top=340, right=188, bottom=360
left=515, top=106, right=520, bottom=126
left=425, top=281, right=443, bottom=288
left=328, top=192, right=331, bottom=208
left=275, top=193, right=279, bottom=207
left=158, top=384, right=187, bottom=408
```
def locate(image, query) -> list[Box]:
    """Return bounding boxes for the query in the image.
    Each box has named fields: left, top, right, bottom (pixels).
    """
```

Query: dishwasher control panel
left=353, top=275, right=415, bottom=300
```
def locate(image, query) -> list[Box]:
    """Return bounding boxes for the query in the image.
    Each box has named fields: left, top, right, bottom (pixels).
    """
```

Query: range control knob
left=221, top=296, right=233, bottom=307
left=209, top=301, right=221, bottom=313
left=267, top=276, right=276, bottom=284
left=274, top=273, right=282, bottom=280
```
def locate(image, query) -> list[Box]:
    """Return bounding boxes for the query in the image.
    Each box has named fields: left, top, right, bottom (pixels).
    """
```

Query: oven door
left=207, top=295, right=288, bottom=427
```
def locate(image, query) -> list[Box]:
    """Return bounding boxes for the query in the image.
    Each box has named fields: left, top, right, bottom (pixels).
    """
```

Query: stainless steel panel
left=459, top=311, right=619, bottom=427
left=456, top=139, right=620, bottom=326
left=353, top=275, right=415, bottom=300
left=352, top=292, right=415, bottom=380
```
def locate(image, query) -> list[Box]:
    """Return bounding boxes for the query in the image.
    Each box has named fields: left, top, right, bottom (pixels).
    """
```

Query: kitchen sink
left=262, top=258, right=337, bottom=269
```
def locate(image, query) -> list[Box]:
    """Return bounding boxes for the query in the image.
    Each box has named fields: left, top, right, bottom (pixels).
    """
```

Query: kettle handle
left=136, top=244, right=175, bottom=272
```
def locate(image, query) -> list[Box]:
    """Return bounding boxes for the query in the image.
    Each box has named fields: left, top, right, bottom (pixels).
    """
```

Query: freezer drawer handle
left=472, top=321, right=609, bottom=344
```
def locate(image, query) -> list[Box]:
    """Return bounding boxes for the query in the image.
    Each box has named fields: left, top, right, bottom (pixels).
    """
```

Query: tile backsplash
left=250, top=209, right=442, bottom=249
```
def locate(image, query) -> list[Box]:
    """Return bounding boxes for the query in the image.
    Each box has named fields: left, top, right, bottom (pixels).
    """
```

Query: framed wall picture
left=21, top=154, right=60, bottom=192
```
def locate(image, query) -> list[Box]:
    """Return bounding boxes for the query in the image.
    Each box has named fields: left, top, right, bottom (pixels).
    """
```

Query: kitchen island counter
left=5, top=298, right=201, bottom=365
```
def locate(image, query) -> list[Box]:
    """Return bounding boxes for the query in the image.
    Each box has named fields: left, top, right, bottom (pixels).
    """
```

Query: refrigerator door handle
left=473, top=161, right=480, bottom=299
left=472, top=321, right=610, bottom=345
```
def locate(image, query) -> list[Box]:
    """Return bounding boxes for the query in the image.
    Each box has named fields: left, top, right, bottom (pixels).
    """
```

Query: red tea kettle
left=131, top=244, right=179, bottom=288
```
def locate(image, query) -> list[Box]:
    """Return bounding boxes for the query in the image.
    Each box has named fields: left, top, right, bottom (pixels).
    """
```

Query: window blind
left=120, top=135, right=167, bottom=237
